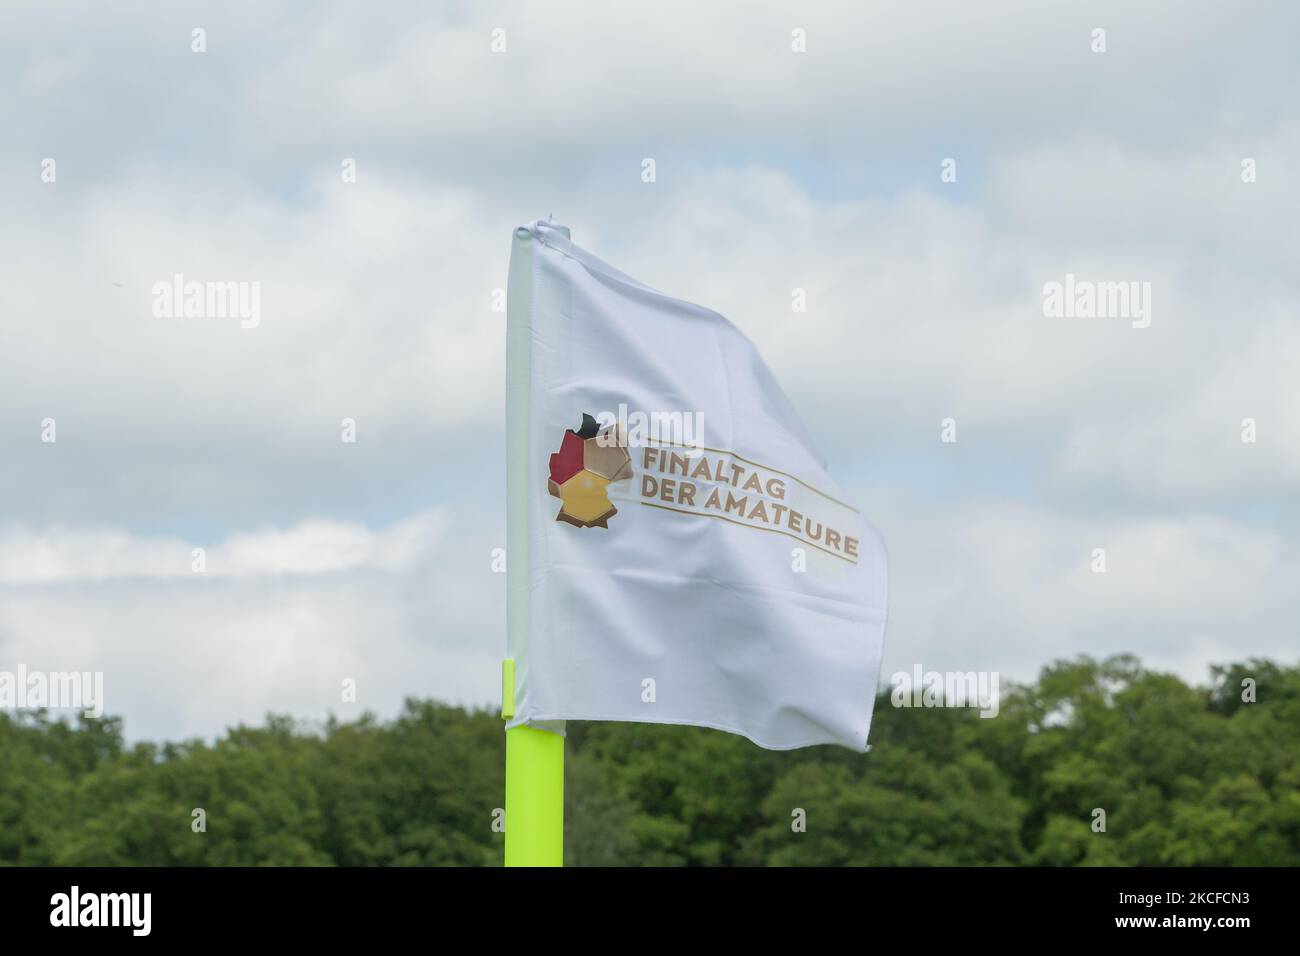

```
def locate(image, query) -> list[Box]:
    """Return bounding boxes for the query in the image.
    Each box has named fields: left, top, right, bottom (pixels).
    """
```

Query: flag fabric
left=505, top=219, right=888, bottom=751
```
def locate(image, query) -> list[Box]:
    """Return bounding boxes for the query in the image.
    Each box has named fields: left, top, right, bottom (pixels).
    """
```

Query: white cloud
left=6, top=2, right=1292, bottom=167
left=876, top=496, right=1300, bottom=685
left=1051, top=315, right=1300, bottom=498
left=3, top=498, right=1292, bottom=742
left=0, top=510, right=446, bottom=583
left=0, top=508, right=505, bottom=740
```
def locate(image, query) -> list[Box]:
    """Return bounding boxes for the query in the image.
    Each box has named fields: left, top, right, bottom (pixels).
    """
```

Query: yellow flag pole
left=504, top=221, right=565, bottom=866
left=502, top=660, right=563, bottom=865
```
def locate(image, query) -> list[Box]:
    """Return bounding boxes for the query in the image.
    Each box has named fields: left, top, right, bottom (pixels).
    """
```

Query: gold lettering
left=724, top=492, right=748, bottom=516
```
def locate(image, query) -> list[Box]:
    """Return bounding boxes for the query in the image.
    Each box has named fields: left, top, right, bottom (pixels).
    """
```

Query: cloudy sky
left=2, top=1, right=1297, bottom=741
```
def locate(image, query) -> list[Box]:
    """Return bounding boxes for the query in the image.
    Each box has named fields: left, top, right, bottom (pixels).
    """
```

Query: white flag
left=505, top=220, right=888, bottom=750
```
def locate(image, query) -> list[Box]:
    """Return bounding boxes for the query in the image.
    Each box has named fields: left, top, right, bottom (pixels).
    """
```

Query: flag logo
left=547, top=414, right=633, bottom=529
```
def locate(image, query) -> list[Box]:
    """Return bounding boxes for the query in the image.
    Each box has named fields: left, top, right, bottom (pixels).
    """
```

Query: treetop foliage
left=2, top=656, right=1296, bottom=866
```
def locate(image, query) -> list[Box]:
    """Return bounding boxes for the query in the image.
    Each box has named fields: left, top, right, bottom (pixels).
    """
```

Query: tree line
left=1, top=655, right=1296, bottom=865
